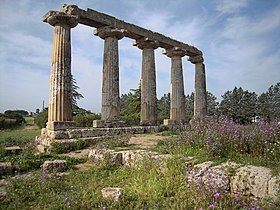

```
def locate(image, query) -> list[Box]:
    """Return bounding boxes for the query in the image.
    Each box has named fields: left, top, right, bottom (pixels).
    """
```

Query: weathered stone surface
left=95, top=26, right=123, bottom=122
left=45, top=11, right=78, bottom=130
left=88, top=149, right=122, bottom=166
left=164, top=47, right=186, bottom=124
left=121, top=150, right=158, bottom=166
left=231, top=166, right=272, bottom=198
left=4, top=146, right=22, bottom=154
left=101, top=187, right=123, bottom=202
left=42, top=160, right=68, bottom=172
left=202, top=168, right=230, bottom=192
left=134, top=38, right=159, bottom=126
left=59, top=4, right=202, bottom=56
left=0, top=162, right=13, bottom=175
left=268, top=175, right=280, bottom=199
left=186, top=161, right=213, bottom=179
left=190, top=56, right=207, bottom=117
left=0, top=187, right=7, bottom=198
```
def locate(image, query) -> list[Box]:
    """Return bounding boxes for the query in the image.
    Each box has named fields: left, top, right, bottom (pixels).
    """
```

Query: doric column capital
left=133, top=37, right=159, bottom=49
left=44, top=11, right=78, bottom=28
left=163, top=47, right=187, bottom=58
left=188, top=55, right=204, bottom=64
left=94, top=26, right=125, bottom=40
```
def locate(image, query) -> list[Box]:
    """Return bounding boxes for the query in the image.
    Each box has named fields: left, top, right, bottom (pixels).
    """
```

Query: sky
left=0, top=0, right=279, bottom=114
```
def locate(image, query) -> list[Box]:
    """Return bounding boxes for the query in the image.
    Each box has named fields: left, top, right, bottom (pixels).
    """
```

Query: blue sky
left=0, top=0, right=279, bottom=113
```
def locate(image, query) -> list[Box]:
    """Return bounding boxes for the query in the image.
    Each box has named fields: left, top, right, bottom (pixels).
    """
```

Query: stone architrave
left=189, top=55, right=207, bottom=117
left=44, top=12, right=78, bottom=130
left=133, top=38, right=159, bottom=125
left=94, top=26, right=125, bottom=122
left=163, top=47, right=187, bottom=125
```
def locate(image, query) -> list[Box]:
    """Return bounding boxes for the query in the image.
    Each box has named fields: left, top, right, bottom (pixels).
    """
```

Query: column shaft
left=44, top=13, right=78, bottom=130
left=170, top=56, right=186, bottom=121
left=194, top=62, right=207, bottom=116
left=141, top=48, right=157, bottom=125
left=102, top=36, right=120, bottom=120
left=48, top=23, right=72, bottom=123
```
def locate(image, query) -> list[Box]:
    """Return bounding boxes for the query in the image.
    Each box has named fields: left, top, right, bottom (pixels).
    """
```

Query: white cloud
left=215, top=0, right=251, bottom=14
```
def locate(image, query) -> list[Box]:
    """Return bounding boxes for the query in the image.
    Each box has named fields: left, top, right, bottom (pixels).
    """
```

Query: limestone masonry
left=41, top=4, right=207, bottom=140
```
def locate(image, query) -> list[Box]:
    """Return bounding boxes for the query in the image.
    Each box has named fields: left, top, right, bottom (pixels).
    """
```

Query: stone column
left=93, top=26, right=124, bottom=127
left=133, top=38, right=159, bottom=125
left=189, top=55, right=207, bottom=117
left=163, top=47, right=187, bottom=125
left=44, top=12, right=78, bottom=130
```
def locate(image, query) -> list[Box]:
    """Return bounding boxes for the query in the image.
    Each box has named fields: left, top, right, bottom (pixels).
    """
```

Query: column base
left=140, top=120, right=157, bottom=126
left=93, top=120, right=126, bottom=128
left=163, top=119, right=187, bottom=125
left=47, top=121, right=76, bottom=131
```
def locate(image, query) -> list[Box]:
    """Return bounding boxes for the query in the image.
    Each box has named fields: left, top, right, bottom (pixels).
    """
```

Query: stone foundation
left=36, top=125, right=169, bottom=152
left=92, top=120, right=126, bottom=128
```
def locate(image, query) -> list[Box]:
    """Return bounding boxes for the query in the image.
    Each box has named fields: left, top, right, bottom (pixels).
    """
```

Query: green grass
left=0, top=127, right=40, bottom=147
left=0, top=127, right=279, bottom=209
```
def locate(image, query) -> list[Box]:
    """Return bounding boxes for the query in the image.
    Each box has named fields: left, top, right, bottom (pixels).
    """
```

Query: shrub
left=181, top=116, right=280, bottom=160
left=73, top=113, right=101, bottom=127
left=35, top=109, right=48, bottom=128
left=0, top=113, right=24, bottom=129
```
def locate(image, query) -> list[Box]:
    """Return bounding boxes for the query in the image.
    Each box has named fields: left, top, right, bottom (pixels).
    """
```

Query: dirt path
left=128, top=134, right=168, bottom=148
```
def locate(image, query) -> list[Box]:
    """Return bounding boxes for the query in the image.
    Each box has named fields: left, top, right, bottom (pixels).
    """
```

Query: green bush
left=73, top=113, right=101, bottom=127
left=35, top=109, right=48, bottom=128
left=0, top=113, right=24, bottom=129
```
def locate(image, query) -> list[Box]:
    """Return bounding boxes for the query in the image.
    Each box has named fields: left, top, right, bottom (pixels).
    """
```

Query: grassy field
left=0, top=118, right=279, bottom=209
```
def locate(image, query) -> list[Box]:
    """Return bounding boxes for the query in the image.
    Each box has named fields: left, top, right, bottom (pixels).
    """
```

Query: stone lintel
left=94, top=26, right=125, bottom=40
left=163, top=47, right=187, bottom=58
left=59, top=4, right=202, bottom=56
left=188, top=55, right=204, bottom=64
left=47, top=121, right=76, bottom=131
left=133, top=37, right=159, bottom=49
left=43, top=11, right=78, bottom=28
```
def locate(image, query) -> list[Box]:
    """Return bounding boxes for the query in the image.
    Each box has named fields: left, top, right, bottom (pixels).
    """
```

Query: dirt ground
left=128, top=134, right=169, bottom=148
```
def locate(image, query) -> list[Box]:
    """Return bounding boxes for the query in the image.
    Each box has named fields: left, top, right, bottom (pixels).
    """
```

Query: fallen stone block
left=42, top=160, right=68, bottom=173
left=0, top=162, right=13, bottom=176
left=101, top=187, right=123, bottom=202
left=88, top=149, right=122, bottom=166
left=4, top=146, right=22, bottom=154
left=231, top=165, right=273, bottom=199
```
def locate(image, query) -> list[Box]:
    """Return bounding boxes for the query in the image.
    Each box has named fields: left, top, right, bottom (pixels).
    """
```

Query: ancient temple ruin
left=40, top=4, right=207, bottom=142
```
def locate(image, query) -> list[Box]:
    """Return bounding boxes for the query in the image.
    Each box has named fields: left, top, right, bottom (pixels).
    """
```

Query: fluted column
left=45, top=12, right=78, bottom=130
left=163, top=47, right=187, bottom=125
left=94, top=26, right=124, bottom=123
left=133, top=38, right=159, bottom=125
left=189, top=55, right=207, bottom=117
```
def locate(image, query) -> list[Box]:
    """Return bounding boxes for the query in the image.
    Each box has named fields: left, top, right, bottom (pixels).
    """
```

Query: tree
left=4, top=110, right=29, bottom=117
left=157, top=93, right=170, bottom=123
left=120, top=84, right=141, bottom=125
left=185, top=91, right=219, bottom=120
left=257, top=82, right=280, bottom=121
left=71, top=75, right=87, bottom=115
left=220, top=87, right=257, bottom=124
left=185, top=93, right=194, bottom=121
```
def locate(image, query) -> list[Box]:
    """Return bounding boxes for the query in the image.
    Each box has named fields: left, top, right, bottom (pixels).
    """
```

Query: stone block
left=0, top=162, right=13, bottom=175
left=231, top=165, right=272, bottom=198
left=268, top=175, right=280, bottom=199
left=5, top=146, right=22, bottom=154
left=47, top=121, right=76, bottom=131
left=163, top=119, right=175, bottom=125
left=88, top=149, right=122, bottom=166
left=42, top=160, right=68, bottom=172
left=101, top=187, right=123, bottom=202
